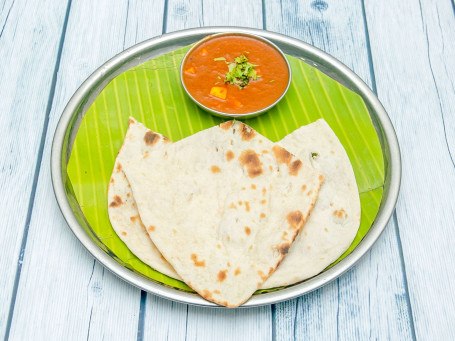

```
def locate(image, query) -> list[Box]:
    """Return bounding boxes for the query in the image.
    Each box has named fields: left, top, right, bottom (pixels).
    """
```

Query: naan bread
left=108, top=118, right=360, bottom=295
left=117, top=118, right=323, bottom=307
left=108, top=128, right=181, bottom=280
left=261, top=119, right=361, bottom=288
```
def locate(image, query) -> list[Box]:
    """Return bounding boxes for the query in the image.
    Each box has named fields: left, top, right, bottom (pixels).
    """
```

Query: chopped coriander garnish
left=311, top=152, right=319, bottom=159
left=214, top=57, right=226, bottom=61
left=269, top=79, right=275, bottom=82
left=224, top=54, right=259, bottom=89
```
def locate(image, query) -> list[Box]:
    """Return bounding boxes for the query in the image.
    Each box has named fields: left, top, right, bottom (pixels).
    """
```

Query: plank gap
left=2, top=1, right=73, bottom=339
left=362, top=1, right=417, bottom=337
left=262, top=0, right=267, bottom=29
left=136, top=290, right=147, bottom=341
left=162, top=0, right=169, bottom=34
left=421, top=21, right=455, bottom=169
left=360, top=0, right=377, bottom=94
left=271, top=304, right=276, bottom=340
left=122, top=0, right=130, bottom=50
left=393, top=211, right=417, bottom=341
left=0, top=0, right=14, bottom=40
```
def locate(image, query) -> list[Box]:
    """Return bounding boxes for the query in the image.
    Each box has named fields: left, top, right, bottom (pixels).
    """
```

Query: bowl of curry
left=180, top=33, right=291, bottom=118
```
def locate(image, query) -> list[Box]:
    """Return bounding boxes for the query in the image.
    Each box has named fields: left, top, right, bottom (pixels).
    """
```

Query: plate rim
left=51, top=26, right=401, bottom=308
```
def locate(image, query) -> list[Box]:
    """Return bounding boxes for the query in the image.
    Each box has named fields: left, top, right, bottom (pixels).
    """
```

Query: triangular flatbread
left=261, top=119, right=361, bottom=288
left=107, top=127, right=180, bottom=279
left=115, top=118, right=322, bottom=307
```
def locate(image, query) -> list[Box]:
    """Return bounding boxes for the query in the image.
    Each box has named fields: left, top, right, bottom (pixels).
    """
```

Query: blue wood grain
left=364, top=0, right=455, bottom=338
left=7, top=1, right=166, bottom=339
left=0, top=0, right=70, bottom=337
left=264, top=0, right=414, bottom=339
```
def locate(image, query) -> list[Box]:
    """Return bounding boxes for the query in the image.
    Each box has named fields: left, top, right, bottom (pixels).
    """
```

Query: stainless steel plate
left=51, top=27, right=401, bottom=308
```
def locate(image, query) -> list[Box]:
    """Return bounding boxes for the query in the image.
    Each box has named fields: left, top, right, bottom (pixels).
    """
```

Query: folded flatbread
left=108, top=131, right=181, bottom=279
left=261, top=119, right=361, bottom=288
left=113, top=118, right=323, bottom=307
left=108, top=119, right=360, bottom=298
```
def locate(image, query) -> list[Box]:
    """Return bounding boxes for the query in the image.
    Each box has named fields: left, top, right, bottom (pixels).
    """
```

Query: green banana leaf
left=67, top=46, right=384, bottom=293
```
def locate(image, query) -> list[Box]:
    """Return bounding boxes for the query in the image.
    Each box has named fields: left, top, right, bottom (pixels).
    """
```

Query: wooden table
left=1, top=0, right=454, bottom=339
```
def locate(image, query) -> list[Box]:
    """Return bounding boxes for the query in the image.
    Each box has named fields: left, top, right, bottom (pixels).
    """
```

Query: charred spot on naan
left=191, top=254, right=206, bottom=267
left=219, top=120, right=234, bottom=130
left=237, top=122, right=256, bottom=141
left=272, top=145, right=292, bottom=164
left=129, top=215, right=140, bottom=223
left=147, top=225, right=155, bottom=232
left=289, top=160, right=302, bottom=176
left=278, top=243, right=291, bottom=255
left=143, top=150, right=149, bottom=159
left=234, top=268, right=241, bottom=276
left=210, top=165, right=221, bottom=173
left=202, top=289, right=213, bottom=300
left=244, top=226, right=251, bottom=235
left=225, top=150, right=235, bottom=161
left=286, top=211, right=304, bottom=230
left=334, top=208, right=348, bottom=219
left=144, top=131, right=160, bottom=146
left=115, top=163, right=122, bottom=173
left=109, top=195, right=123, bottom=208
left=217, top=270, right=227, bottom=282
left=257, top=270, right=267, bottom=281
left=239, top=149, right=263, bottom=178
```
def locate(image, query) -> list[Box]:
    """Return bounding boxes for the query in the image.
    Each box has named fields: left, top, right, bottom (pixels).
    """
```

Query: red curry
left=182, top=35, right=290, bottom=115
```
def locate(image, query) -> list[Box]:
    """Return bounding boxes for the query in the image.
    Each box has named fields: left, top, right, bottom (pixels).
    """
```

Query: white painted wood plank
left=365, top=0, right=455, bottom=338
left=186, top=306, right=272, bottom=341
left=0, top=0, right=69, bottom=336
left=264, top=0, right=414, bottom=339
left=165, top=0, right=263, bottom=33
left=142, top=296, right=188, bottom=341
left=8, top=1, right=165, bottom=339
